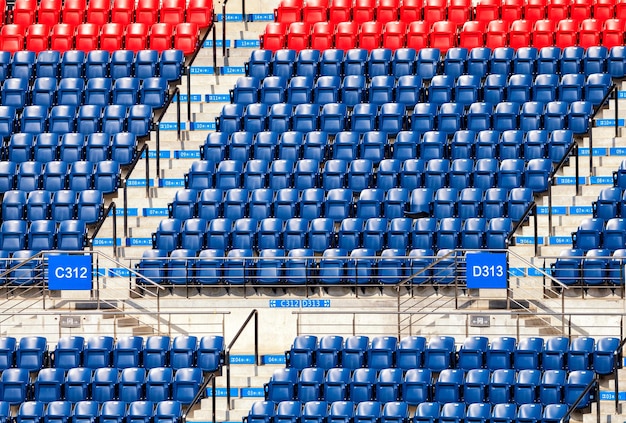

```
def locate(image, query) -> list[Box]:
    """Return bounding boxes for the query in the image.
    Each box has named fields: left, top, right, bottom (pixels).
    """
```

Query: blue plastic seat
left=108, top=50, right=134, bottom=79
left=265, top=368, right=298, bottom=402
left=437, top=102, right=464, bottom=135
left=465, top=47, right=490, bottom=77
left=489, top=369, right=516, bottom=404
left=584, top=46, right=608, bottom=75
left=507, top=187, right=534, bottom=222
left=56, top=78, right=85, bottom=106
left=340, top=75, right=366, bottom=107
left=56, top=220, right=86, bottom=250
left=0, top=220, right=28, bottom=252
left=449, top=159, right=474, bottom=190
left=457, top=188, right=483, bottom=220
left=346, top=247, right=376, bottom=285
left=567, top=337, right=595, bottom=371
left=127, top=401, right=154, bottom=423
left=194, top=249, right=224, bottom=286
left=327, top=401, right=355, bottom=423
left=317, top=49, right=342, bottom=77
left=482, top=74, right=507, bottom=105
left=585, top=72, right=612, bottom=105
left=283, top=218, right=309, bottom=250
left=401, top=368, right=430, bottom=405
left=411, top=103, right=437, bottom=133
left=513, top=369, right=542, bottom=406
left=497, top=158, right=525, bottom=190
left=26, top=190, right=52, bottom=221
left=99, top=401, right=126, bottom=423
left=377, top=104, right=404, bottom=136
left=434, top=369, right=464, bottom=403
left=76, top=105, right=104, bottom=135
left=432, top=187, right=459, bottom=219
left=539, top=337, right=569, bottom=371
left=245, top=401, right=276, bottom=423
left=512, top=46, right=537, bottom=74
left=117, top=368, right=146, bottom=402
left=486, top=336, right=516, bottom=370
left=524, top=158, right=553, bottom=192
left=20, top=105, right=47, bottom=135
left=490, top=404, right=516, bottom=423
left=15, top=401, right=44, bottom=423
left=518, top=102, right=544, bottom=132
left=536, top=46, right=560, bottom=74
left=136, top=249, right=168, bottom=285
left=111, top=77, right=140, bottom=106
left=551, top=248, right=584, bottom=286
left=408, top=187, right=434, bottom=218
left=294, top=49, right=320, bottom=78
left=573, top=218, right=605, bottom=251
left=564, top=370, right=595, bottom=408
left=318, top=366, right=349, bottom=402
left=64, top=368, right=92, bottom=403
left=274, top=400, right=302, bottom=423
left=559, top=46, right=584, bottom=75
left=391, top=48, right=416, bottom=77
left=169, top=335, right=197, bottom=371
left=413, top=402, right=439, bottom=423
left=42, top=401, right=71, bottom=423
left=532, top=74, right=559, bottom=103
left=368, top=75, right=395, bottom=106
left=301, top=401, right=327, bottom=423
left=559, top=73, right=585, bottom=103
left=83, top=50, right=109, bottom=79
left=1, top=190, right=26, bottom=221
left=348, top=368, right=376, bottom=403
left=424, top=335, right=456, bottom=372
left=409, top=218, right=436, bottom=251
left=593, top=187, right=622, bottom=220
left=145, top=367, right=174, bottom=402
left=463, top=368, right=490, bottom=404
left=307, top=218, right=334, bottom=253
left=592, top=337, right=621, bottom=375
left=436, top=217, right=462, bottom=250
left=140, top=335, right=170, bottom=370
left=394, top=75, right=422, bottom=108
left=33, top=133, right=60, bottom=163
left=353, top=401, right=382, bottom=423
left=492, top=102, right=520, bottom=131
left=362, top=218, right=387, bottom=252
left=523, top=129, right=548, bottom=160
left=27, top=220, right=57, bottom=252
left=538, top=369, right=566, bottom=405
left=112, top=336, right=144, bottom=369
left=544, top=101, right=569, bottom=131
left=514, top=404, right=542, bottom=423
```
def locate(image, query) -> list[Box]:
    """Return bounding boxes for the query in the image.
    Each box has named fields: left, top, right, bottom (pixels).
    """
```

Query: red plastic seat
left=447, top=0, right=471, bottom=26
left=125, top=22, right=149, bottom=51
left=335, top=21, right=358, bottom=49
left=275, top=0, right=303, bottom=23
left=578, top=18, right=601, bottom=47
left=75, top=22, right=99, bottom=50
left=37, top=0, right=62, bottom=26
left=602, top=18, right=625, bottom=48
left=260, top=22, right=286, bottom=52
left=429, top=20, right=457, bottom=53
left=187, top=0, right=213, bottom=27
left=376, top=0, right=400, bottom=23
left=593, top=0, right=615, bottom=21
left=423, top=0, right=447, bottom=23
left=174, top=22, right=199, bottom=54
left=501, top=0, right=523, bottom=23
left=303, top=0, right=328, bottom=24
left=26, top=23, right=50, bottom=52
left=485, top=19, right=508, bottom=48
left=100, top=22, right=124, bottom=51
left=570, top=0, right=592, bottom=22
left=12, top=0, right=37, bottom=27
left=160, top=0, right=186, bottom=25
left=329, top=0, right=351, bottom=25
left=459, top=20, right=485, bottom=49
left=150, top=22, right=174, bottom=50
left=523, top=0, right=547, bottom=22
left=287, top=21, right=310, bottom=50
left=359, top=20, right=382, bottom=50
left=406, top=20, right=429, bottom=49
left=382, top=20, right=406, bottom=49
left=546, top=0, right=569, bottom=21
left=555, top=18, right=578, bottom=47
left=135, top=0, right=159, bottom=25
left=310, top=21, right=333, bottom=49
left=354, top=0, right=376, bottom=24
left=532, top=19, right=555, bottom=48
left=86, top=0, right=111, bottom=25
left=508, top=19, right=532, bottom=49
left=400, top=0, right=423, bottom=23
left=110, top=0, right=135, bottom=25
left=50, top=23, right=74, bottom=50
left=62, top=0, right=87, bottom=27
left=0, top=24, right=25, bottom=52
left=616, top=0, right=626, bottom=19
left=474, top=0, right=500, bottom=24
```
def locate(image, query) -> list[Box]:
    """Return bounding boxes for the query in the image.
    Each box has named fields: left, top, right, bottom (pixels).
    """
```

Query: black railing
left=222, top=0, right=246, bottom=56
left=560, top=374, right=598, bottom=423
left=89, top=202, right=117, bottom=258
left=182, top=373, right=216, bottom=423
left=185, top=22, right=214, bottom=118
left=548, top=141, right=580, bottom=237
left=154, top=86, right=181, bottom=179
left=610, top=334, right=626, bottom=413
left=509, top=202, right=538, bottom=256
left=588, top=84, right=619, bottom=176
left=226, top=309, right=259, bottom=410
left=122, top=144, right=150, bottom=238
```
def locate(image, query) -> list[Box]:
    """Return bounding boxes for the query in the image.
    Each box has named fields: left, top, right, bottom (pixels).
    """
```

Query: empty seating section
left=251, top=334, right=620, bottom=423
left=0, top=334, right=223, bottom=408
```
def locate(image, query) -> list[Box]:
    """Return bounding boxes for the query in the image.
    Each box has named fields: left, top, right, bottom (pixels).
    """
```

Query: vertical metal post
left=145, top=146, right=150, bottom=198
left=213, top=24, right=217, bottom=71
left=548, top=178, right=553, bottom=237
left=112, top=204, right=117, bottom=259
left=575, top=144, right=580, bottom=195
left=156, top=126, right=161, bottom=180
left=589, top=116, right=594, bottom=177
left=533, top=203, right=538, bottom=257
left=222, top=3, right=227, bottom=56
left=212, top=377, right=216, bottom=423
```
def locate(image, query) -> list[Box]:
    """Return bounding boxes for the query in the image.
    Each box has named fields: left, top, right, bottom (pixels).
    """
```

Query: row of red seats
left=0, top=0, right=212, bottom=28
left=262, top=18, right=626, bottom=52
left=0, top=21, right=199, bottom=52
left=275, top=0, right=625, bottom=25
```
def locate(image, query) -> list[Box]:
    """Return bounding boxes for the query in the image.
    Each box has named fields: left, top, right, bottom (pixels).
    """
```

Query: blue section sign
left=466, top=252, right=507, bottom=289
left=48, top=255, right=92, bottom=290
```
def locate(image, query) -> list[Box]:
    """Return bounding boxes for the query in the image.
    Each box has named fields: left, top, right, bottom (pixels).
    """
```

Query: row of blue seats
left=0, top=219, right=87, bottom=252
left=0, top=399, right=182, bottom=423
left=245, top=46, right=626, bottom=80
left=183, top=157, right=553, bottom=193
left=572, top=217, right=626, bottom=252
left=0, top=161, right=121, bottom=194
left=245, top=400, right=570, bottom=423
left=0, top=367, right=204, bottom=404
left=4, top=131, right=141, bottom=165
left=0, top=49, right=184, bottom=82
left=552, top=247, right=626, bottom=286
left=285, top=335, right=619, bottom=373
left=0, top=77, right=168, bottom=110
left=201, top=129, right=574, bottom=164
left=0, top=335, right=223, bottom=372
left=265, top=366, right=596, bottom=406
left=0, top=104, right=155, bottom=140
left=230, top=72, right=611, bottom=107
left=136, top=246, right=466, bottom=287
left=167, top=186, right=533, bottom=222
left=150, top=215, right=514, bottom=254
left=217, top=100, right=594, bottom=137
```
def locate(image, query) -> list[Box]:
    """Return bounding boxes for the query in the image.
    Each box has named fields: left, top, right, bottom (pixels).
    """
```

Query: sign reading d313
left=466, top=252, right=508, bottom=289
left=48, top=255, right=93, bottom=290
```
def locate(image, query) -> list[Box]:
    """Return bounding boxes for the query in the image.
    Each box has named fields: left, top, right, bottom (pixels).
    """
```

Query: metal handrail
left=186, top=23, right=214, bottom=117
left=89, top=202, right=118, bottom=258
left=122, top=144, right=150, bottom=238
left=548, top=141, right=580, bottom=236
left=221, top=0, right=246, bottom=55
left=509, top=202, right=538, bottom=255
left=225, top=309, right=259, bottom=410
left=560, top=374, right=598, bottom=423
left=155, top=86, right=181, bottom=179
left=182, top=373, right=216, bottom=423
left=610, top=335, right=626, bottom=413
left=588, top=83, right=618, bottom=177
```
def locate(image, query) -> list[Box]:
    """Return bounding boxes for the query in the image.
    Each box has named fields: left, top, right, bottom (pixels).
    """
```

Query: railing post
left=222, top=2, right=227, bottom=56
left=548, top=177, right=553, bottom=236
left=112, top=204, right=117, bottom=259
left=589, top=116, right=594, bottom=177
left=575, top=144, right=580, bottom=195
left=533, top=203, right=538, bottom=257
